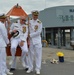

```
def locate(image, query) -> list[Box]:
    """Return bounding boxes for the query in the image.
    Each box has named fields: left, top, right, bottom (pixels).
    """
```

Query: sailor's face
left=0, top=18, right=6, bottom=23
left=20, top=18, right=26, bottom=24
left=32, top=15, right=38, bottom=20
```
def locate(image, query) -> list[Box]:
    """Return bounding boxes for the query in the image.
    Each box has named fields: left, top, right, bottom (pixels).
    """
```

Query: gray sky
left=0, top=0, right=74, bottom=14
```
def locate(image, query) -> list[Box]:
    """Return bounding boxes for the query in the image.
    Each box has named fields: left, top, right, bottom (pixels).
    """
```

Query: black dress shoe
left=10, top=68, right=16, bottom=71
left=25, top=68, right=28, bottom=71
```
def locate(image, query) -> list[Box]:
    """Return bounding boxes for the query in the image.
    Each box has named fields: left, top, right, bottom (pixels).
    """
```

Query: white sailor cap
left=0, top=13, right=7, bottom=19
left=31, top=10, right=39, bottom=16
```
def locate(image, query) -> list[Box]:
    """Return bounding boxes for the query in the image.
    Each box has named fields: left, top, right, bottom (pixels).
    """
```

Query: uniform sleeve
left=0, top=24, right=9, bottom=44
left=20, top=25, right=28, bottom=42
left=30, top=23, right=42, bottom=38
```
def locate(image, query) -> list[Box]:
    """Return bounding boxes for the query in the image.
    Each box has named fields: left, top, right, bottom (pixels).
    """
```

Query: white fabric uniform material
left=28, top=19, right=42, bottom=71
left=0, top=22, right=9, bottom=75
left=9, top=23, right=28, bottom=68
left=25, top=53, right=29, bottom=68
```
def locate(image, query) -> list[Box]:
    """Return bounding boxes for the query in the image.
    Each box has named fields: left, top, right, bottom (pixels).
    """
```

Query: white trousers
left=10, top=38, right=28, bottom=68
left=25, top=54, right=29, bottom=68
left=28, top=40, right=42, bottom=71
left=0, top=48, right=7, bottom=75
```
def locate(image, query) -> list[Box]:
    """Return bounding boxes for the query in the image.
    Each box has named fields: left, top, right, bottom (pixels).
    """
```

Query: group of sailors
left=0, top=10, right=42, bottom=75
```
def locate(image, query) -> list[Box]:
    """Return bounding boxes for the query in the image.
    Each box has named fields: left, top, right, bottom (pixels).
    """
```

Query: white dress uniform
left=0, top=21, right=9, bottom=75
left=9, top=22, right=28, bottom=69
left=28, top=18, right=42, bottom=72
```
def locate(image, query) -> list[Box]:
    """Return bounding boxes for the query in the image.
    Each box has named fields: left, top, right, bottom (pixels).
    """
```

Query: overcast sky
left=0, top=0, right=74, bottom=14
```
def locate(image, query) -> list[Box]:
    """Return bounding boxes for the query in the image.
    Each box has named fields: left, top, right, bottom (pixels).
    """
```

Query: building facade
left=38, top=5, right=74, bottom=48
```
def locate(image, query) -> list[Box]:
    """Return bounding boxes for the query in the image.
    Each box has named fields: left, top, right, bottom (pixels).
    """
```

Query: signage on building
left=69, top=9, right=74, bottom=12
left=59, top=15, right=74, bottom=22
left=56, top=9, right=74, bottom=22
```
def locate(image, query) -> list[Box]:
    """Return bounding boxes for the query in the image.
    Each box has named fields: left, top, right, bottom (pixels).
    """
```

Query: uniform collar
left=32, top=19, right=38, bottom=21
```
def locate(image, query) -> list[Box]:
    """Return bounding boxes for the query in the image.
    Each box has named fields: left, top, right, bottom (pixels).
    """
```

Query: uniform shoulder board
left=37, top=20, right=41, bottom=24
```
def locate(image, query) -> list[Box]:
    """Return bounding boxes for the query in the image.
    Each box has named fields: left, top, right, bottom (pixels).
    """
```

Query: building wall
left=39, top=5, right=74, bottom=28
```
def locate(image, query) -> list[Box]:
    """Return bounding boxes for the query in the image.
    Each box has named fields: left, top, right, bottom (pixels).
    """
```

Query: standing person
left=9, top=17, right=28, bottom=71
left=5, top=17, right=13, bottom=75
left=0, top=14, right=10, bottom=75
left=26, top=10, right=42, bottom=75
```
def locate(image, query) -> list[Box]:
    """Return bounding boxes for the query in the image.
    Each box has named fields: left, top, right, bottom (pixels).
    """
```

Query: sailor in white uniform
left=4, top=17, right=14, bottom=75
left=9, top=17, right=28, bottom=71
left=0, top=14, right=9, bottom=75
left=26, top=10, right=42, bottom=75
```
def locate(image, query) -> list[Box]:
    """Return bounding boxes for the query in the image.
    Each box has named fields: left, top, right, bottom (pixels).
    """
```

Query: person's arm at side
left=0, top=23, right=9, bottom=44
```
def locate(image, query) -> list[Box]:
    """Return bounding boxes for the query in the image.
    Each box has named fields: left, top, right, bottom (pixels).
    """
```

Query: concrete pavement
left=7, top=47, right=74, bottom=75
